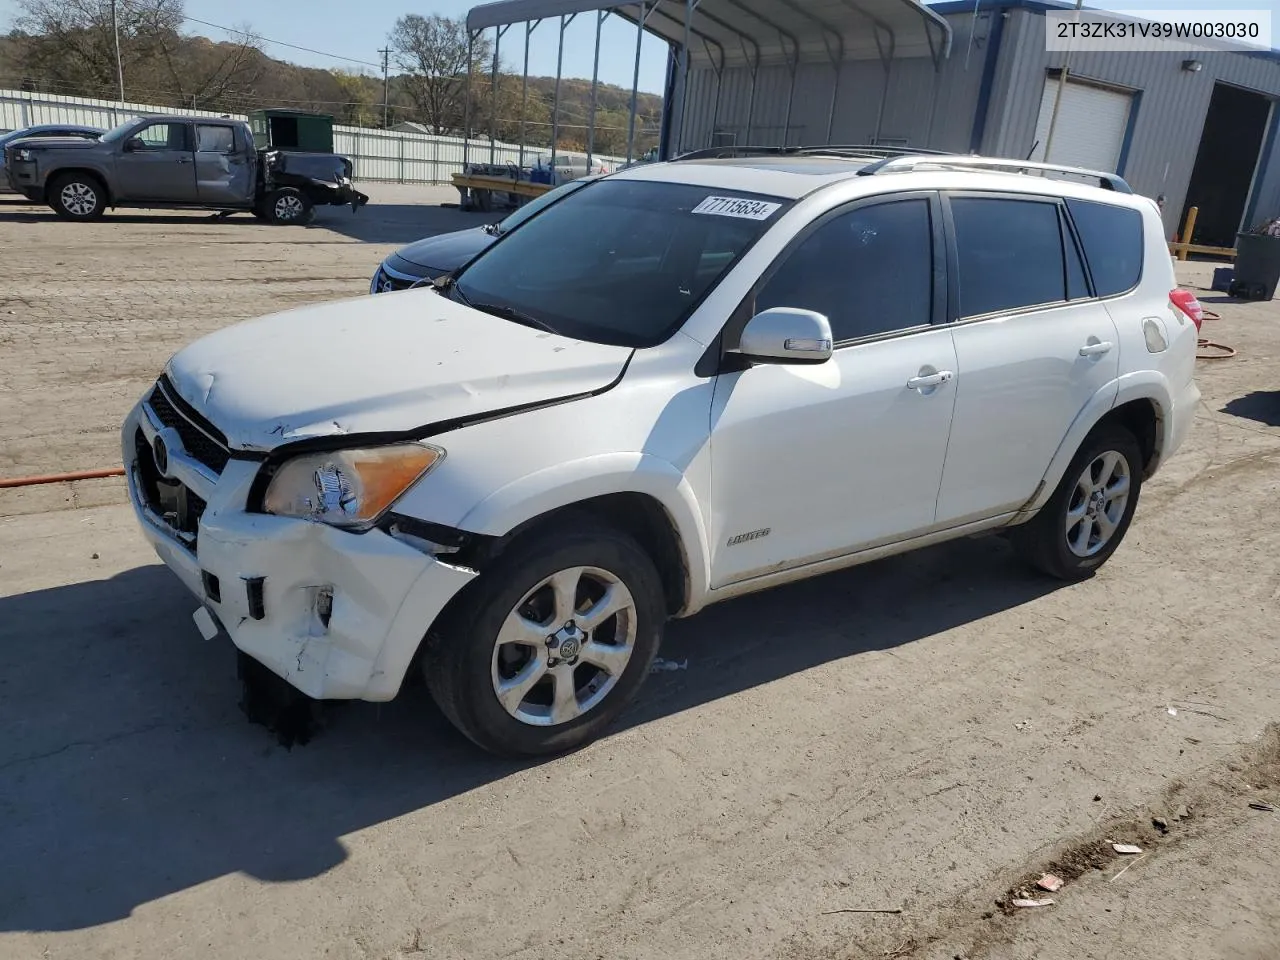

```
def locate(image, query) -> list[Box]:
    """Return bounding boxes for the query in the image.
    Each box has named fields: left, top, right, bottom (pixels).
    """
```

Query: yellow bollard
left=1178, top=206, right=1199, bottom=261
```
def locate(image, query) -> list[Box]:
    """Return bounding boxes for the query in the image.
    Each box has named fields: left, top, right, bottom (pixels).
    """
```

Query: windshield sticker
left=692, top=196, right=782, bottom=220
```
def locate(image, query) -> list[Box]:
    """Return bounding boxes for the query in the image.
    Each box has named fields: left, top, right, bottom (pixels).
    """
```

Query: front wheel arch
left=44, top=169, right=111, bottom=206
left=485, top=493, right=690, bottom=618
left=46, top=169, right=111, bottom=218
left=433, top=453, right=713, bottom=614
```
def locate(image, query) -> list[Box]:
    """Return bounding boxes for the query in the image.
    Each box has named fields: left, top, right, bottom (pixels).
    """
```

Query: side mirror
left=736, top=307, right=833, bottom=365
left=123, top=138, right=143, bottom=153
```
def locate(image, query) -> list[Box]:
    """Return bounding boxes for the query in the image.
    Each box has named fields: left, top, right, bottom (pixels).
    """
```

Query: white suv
left=124, top=150, right=1202, bottom=756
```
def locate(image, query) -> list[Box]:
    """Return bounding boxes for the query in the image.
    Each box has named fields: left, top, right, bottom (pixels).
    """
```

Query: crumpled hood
left=394, top=226, right=494, bottom=271
left=165, top=290, right=632, bottom=452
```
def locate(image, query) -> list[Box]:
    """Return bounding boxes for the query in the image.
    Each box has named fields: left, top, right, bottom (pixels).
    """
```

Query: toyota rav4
left=124, top=149, right=1201, bottom=756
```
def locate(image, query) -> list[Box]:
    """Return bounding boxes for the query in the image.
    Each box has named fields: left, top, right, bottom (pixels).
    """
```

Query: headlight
left=263, top=443, right=443, bottom=528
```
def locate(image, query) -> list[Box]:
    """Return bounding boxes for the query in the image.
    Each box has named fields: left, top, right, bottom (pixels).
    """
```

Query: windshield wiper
left=469, top=300, right=559, bottom=334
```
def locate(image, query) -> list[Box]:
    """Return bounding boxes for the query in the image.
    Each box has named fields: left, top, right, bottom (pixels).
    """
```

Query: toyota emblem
left=152, top=434, right=169, bottom=476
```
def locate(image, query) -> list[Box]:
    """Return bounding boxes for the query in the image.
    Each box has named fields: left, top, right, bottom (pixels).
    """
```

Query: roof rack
left=674, top=144, right=957, bottom=163
left=857, top=155, right=1133, bottom=194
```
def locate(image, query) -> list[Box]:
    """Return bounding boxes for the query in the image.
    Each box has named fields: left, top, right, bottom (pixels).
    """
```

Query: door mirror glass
left=737, top=308, right=833, bottom=365
left=123, top=138, right=143, bottom=153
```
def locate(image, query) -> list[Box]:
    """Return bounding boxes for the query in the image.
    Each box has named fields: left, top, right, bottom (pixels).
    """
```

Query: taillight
left=1170, top=288, right=1204, bottom=331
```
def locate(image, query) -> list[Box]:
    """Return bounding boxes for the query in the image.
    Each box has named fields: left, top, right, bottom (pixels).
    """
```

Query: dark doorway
left=1182, top=84, right=1273, bottom=248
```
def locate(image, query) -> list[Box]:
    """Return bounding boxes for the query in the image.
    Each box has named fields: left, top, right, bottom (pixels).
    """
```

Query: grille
left=134, top=428, right=207, bottom=553
left=374, top=265, right=425, bottom=293
left=147, top=380, right=231, bottom=474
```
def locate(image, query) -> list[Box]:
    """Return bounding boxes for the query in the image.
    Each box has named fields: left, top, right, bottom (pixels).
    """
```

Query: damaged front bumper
left=123, top=400, right=476, bottom=701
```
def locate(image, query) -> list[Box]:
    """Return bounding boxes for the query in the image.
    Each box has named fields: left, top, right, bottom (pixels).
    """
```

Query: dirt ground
left=1, top=188, right=1278, bottom=960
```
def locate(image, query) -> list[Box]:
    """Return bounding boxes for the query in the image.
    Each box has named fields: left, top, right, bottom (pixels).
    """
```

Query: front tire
left=1012, top=424, right=1143, bottom=581
left=49, top=173, right=105, bottom=221
left=423, top=519, right=665, bottom=757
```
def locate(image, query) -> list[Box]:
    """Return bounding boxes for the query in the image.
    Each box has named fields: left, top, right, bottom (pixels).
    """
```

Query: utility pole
left=111, top=0, right=125, bottom=103
left=378, top=47, right=391, bottom=127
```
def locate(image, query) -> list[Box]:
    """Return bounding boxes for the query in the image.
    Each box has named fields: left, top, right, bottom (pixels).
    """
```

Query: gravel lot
left=1, top=188, right=1278, bottom=960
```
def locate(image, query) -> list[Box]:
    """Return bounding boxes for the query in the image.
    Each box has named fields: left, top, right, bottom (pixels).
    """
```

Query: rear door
left=114, top=121, right=197, bottom=202
left=934, top=193, right=1120, bottom=526
left=195, top=124, right=252, bottom=206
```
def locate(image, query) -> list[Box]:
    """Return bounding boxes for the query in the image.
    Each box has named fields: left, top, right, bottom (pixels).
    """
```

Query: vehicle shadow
left=310, top=201, right=497, bottom=244
left=1221, top=391, right=1280, bottom=427
left=0, top=201, right=498, bottom=245
left=0, top=533, right=1061, bottom=933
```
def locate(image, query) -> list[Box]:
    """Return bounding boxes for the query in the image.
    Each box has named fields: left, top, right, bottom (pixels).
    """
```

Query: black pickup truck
left=4, top=114, right=367, bottom=224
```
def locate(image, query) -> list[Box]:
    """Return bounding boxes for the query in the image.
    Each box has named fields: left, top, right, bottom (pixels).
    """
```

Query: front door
left=195, top=124, right=252, bottom=206
left=114, top=121, right=197, bottom=202
left=708, top=193, right=958, bottom=588
left=935, top=194, right=1121, bottom=525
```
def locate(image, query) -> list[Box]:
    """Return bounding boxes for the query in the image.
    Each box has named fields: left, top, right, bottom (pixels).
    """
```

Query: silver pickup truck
left=5, top=114, right=367, bottom=224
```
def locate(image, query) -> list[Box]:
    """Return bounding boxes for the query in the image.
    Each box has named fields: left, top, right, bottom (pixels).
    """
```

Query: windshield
left=453, top=179, right=787, bottom=348
left=495, top=178, right=592, bottom=235
left=100, top=121, right=139, bottom=143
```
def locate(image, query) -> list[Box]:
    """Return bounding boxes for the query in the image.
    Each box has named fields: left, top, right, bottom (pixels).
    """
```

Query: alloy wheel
left=1065, top=450, right=1131, bottom=558
left=274, top=194, right=304, bottom=220
left=61, top=182, right=97, bottom=216
left=490, top=566, right=638, bottom=727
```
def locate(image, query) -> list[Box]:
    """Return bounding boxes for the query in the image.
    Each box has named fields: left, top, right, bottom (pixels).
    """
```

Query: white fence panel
left=1, top=89, right=625, bottom=186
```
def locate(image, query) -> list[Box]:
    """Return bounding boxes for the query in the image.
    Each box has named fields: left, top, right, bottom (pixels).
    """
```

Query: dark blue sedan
left=370, top=175, right=600, bottom=293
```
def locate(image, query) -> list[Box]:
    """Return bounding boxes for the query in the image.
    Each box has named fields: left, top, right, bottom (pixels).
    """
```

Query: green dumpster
left=248, top=109, right=336, bottom=154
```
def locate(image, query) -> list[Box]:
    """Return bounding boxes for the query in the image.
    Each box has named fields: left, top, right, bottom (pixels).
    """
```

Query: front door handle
left=907, top=370, right=954, bottom=391
left=178, top=156, right=192, bottom=164
left=1079, top=341, right=1113, bottom=357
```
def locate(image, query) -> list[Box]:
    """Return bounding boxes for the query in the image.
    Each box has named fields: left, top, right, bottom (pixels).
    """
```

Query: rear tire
left=265, top=187, right=314, bottom=225
left=422, top=518, right=664, bottom=757
left=49, top=172, right=105, bottom=221
left=1011, top=424, right=1143, bottom=581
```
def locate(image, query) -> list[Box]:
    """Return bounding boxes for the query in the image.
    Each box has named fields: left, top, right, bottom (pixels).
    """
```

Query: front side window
left=755, top=198, right=934, bottom=342
left=951, top=197, right=1067, bottom=318
left=133, top=122, right=188, bottom=151
left=196, top=125, right=235, bottom=154
left=452, top=180, right=786, bottom=347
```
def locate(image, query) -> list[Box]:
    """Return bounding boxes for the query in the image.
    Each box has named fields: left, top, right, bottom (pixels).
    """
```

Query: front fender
left=458, top=452, right=712, bottom=615
left=1020, top=371, right=1172, bottom=517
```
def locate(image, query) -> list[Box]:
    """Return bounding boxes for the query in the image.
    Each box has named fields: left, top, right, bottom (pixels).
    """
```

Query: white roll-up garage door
left=1031, top=77, right=1134, bottom=173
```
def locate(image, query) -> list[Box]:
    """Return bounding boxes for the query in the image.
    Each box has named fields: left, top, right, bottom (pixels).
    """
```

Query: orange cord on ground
left=1196, top=308, right=1234, bottom=359
left=0, top=467, right=125, bottom=489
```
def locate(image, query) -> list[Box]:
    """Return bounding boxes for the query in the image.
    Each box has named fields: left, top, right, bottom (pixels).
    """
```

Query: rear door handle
left=1079, top=341, right=1113, bottom=357
left=907, top=370, right=954, bottom=390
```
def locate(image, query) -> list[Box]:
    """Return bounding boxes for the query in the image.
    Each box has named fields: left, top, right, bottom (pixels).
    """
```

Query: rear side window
left=1066, top=198, right=1144, bottom=296
left=197, top=125, right=235, bottom=154
left=951, top=198, right=1066, bottom=317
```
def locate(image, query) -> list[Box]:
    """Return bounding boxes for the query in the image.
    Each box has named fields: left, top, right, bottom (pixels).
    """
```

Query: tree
left=330, top=69, right=378, bottom=126
left=16, top=0, right=182, bottom=98
left=14, top=0, right=261, bottom=107
left=155, top=32, right=264, bottom=110
left=389, top=14, right=490, bottom=135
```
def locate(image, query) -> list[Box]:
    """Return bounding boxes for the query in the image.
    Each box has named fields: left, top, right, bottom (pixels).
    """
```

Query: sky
left=1, top=0, right=1277, bottom=96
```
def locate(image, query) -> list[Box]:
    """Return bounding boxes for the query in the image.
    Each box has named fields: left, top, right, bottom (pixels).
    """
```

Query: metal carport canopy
left=465, top=0, right=953, bottom=70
